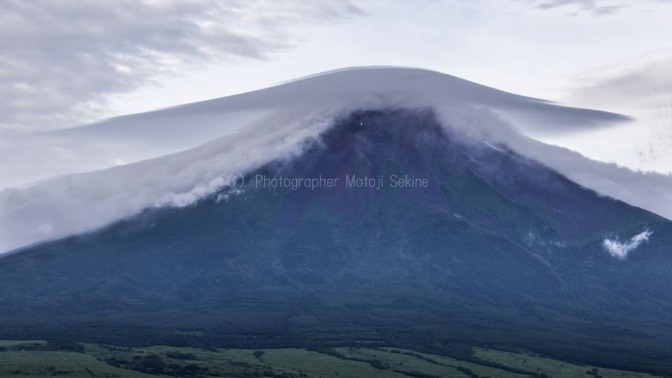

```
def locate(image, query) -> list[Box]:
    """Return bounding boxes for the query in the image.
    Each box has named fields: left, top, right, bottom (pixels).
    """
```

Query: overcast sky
left=2, top=0, right=672, bottom=173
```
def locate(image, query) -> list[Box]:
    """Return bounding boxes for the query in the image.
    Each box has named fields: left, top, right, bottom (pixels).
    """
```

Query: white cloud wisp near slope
left=603, top=230, right=653, bottom=259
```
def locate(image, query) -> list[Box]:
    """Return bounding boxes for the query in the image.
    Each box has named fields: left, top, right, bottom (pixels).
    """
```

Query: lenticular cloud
left=1, top=67, right=671, bottom=255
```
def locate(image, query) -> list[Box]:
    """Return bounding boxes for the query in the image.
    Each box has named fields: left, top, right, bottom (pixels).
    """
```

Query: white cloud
left=0, top=0, right=362, bottom=131
left=603, top=230, right=653, bottom=259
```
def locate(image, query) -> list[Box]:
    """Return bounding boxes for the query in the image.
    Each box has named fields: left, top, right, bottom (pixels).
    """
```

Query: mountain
left=4, top=67, right=672, bottom=255
left=1, top=68, right=672, bottom=374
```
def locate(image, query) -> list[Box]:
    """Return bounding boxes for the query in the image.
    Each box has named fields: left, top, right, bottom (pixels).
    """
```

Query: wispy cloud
left=568, top=56, right=672, bottom=109
left=603, top=230, right=653, bottom=259
left=565, top=55, right=672, bottom=169
left=518, top=0, right=626, bottom=15
left=0, top=0, right=363, bottom=131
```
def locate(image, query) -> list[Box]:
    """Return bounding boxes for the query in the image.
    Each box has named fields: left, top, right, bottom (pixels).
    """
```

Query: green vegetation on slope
left=0, top=340, right=659, bottom=377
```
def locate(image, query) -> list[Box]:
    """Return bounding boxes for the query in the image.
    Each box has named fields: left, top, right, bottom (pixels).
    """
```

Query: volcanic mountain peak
left=0, top=67, right=670, bottom=255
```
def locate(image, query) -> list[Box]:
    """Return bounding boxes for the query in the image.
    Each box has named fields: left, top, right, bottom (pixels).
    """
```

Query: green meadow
left=0, top=340, right=659, bottom=377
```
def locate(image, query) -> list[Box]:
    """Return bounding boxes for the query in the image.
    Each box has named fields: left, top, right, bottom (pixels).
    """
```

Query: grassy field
left=473, top=348, right=658, bottom=378
left=0, top=340, right=661, bottom=377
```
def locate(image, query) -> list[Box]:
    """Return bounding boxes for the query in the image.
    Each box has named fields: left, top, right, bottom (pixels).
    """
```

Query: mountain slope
left=1, top=108, right=671, bottom=373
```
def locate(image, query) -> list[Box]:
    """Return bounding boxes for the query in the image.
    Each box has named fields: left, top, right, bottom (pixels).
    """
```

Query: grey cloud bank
left=521, top=0, right=625, bottom=15
left=0, top=0, right=362, bottom=131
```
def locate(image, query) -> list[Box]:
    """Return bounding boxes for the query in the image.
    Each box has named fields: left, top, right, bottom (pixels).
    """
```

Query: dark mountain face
left=2, top=109, right=672, bottom=372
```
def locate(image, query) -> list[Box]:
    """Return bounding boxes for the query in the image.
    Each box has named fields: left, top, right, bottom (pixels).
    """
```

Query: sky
left=1, top=0, right=672, bottom=181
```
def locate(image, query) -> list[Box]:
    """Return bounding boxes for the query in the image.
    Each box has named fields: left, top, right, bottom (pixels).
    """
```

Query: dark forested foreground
left=0, top=340, right=659, bottom=377
left=1, top=110, right=672, bottom=374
